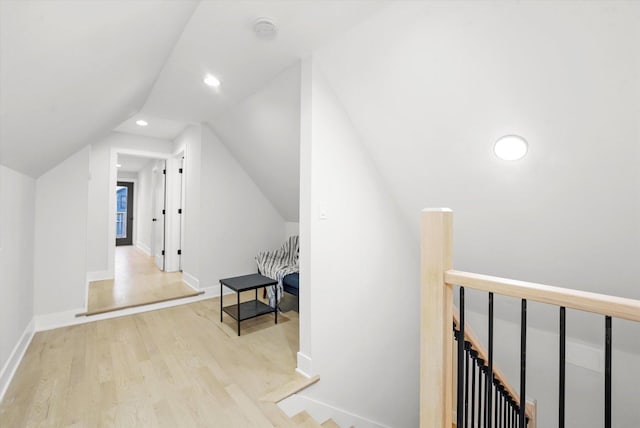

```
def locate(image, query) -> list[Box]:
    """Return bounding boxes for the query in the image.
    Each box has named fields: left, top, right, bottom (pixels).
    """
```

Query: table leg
left=220, top=282, right=223, bottom=322
left=275, top=288, right=278, bottom=325
left=255, top=288, right=258, bottom=301
left=237, top=291, right=241, bottom=336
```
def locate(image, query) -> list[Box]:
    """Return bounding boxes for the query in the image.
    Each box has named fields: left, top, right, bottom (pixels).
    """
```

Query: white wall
left=209, top=63, right=301, bottom=222
left=86, top=132, right=173, bottom=278
left=285, top=222, right=299, bottom=239
left=0, top=165, right=35, bottom=380
left=34, top=147, right=90, bottom=315
left=135, top=162, right=154, bottom=255
left=116, top=171, right=137, bottom=180
left=300, top=58, right=419, bottom=428
left=198, top=125, right=285, bottom=288
left=173, top=125, right=201, bottom=285
left=309, top=1, right=640, bottom=425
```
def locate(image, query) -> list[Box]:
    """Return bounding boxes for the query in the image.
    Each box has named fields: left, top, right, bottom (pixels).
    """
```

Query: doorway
left=115, top=181, right=134, bottom=246
left=83, top=152, right=196, bottom=316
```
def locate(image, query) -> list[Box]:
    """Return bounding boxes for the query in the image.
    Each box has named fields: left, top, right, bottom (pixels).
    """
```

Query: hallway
left=86, top=246, right=199, bottom=315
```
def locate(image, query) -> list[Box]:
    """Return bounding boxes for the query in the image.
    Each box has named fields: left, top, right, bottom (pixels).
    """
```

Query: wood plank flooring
left=86, top=246, right=199, bottom=315
left=0, top=297, right=302, bottom=427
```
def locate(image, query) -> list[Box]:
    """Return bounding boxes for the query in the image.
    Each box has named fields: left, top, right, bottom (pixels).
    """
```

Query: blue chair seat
left=283, top=273, right=299, bottom=297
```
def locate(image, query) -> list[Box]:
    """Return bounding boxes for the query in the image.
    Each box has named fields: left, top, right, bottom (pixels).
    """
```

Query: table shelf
left=222, top=300, right=275, bottom=322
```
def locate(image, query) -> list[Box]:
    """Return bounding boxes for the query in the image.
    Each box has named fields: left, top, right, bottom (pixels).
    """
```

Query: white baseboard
left=279, top=393, right=391, bottom=428
left=135, top=242, right=151, bottom=256
left=0, top=319, right=35, bottom=403
left=296, top=352, right=314, bottom=378
left=86, top=270, right=113, bottom=282
left=182, top=271, right=200, bottom=290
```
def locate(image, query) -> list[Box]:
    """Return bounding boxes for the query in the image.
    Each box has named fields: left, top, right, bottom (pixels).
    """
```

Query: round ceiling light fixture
left=494, top=135, right=528, bottom=161
left=136, top=119, right=148, bottom=127
left=253, top=17, right=277, bottom=40
left=203, top=74, right=221, bottom=88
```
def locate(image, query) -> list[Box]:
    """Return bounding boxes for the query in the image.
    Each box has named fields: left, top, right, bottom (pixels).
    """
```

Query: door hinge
left=162, top=209, right=166, bottom=215
left=163, top=169, right=166, bottom=174
left=161, top=250, right=165, bottom=256
left=179, top=168, right=183, bottom=174
left=178, top=208, right=182, bottom=214
left=177, top=249, right=182, bottom=255
left=152, top=218, right=157, bottom=222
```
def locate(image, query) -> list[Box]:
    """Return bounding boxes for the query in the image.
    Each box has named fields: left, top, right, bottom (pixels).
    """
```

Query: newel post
left=420, top=208, right=453, bottom=428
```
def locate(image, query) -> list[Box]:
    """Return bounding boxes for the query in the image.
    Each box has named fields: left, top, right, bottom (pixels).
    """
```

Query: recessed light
left=116, top=163, right=122, bottom=168
left=494, top=135, right=528, bottom=161
left=136, top=119, right=148, bottom=127
left=204, top=74, right=221, bottom=87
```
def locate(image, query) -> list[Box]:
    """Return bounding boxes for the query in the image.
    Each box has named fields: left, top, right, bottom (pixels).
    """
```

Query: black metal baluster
left=497, top=386, right=502, bottom=428
left=509, top=398, right=514, bottom=428
left=465, top=341, right=471, bottom=428
left=559, top=307, right=566, bottom=428
left=494, top=381, right=499, bottom=428
left=487, top=292, right=494, bottom=428
left=479, top=362, right=485, bottom=428
left=471, top=350, right=477, bottom=428
left=500, top=391, right=507, bottom=428
left=605, top=316, right=612, bottom=428
left=458, top=287, right=465, bottom=428
left=519, top=299, right=527, bottom=428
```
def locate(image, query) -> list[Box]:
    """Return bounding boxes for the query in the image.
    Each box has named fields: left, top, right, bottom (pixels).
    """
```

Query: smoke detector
left=253, top=17, right=277, bottom=40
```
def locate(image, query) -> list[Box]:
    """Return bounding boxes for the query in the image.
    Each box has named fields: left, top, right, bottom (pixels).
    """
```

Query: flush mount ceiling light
left=136, top=119, right=148, bottom=127
left=204, top=74, right=221, bottom=87
left=253, top=17, right=277, bottom=40
left=116, top=163, right=122, bottom=168
left=494, top=135, right=528, bottom=160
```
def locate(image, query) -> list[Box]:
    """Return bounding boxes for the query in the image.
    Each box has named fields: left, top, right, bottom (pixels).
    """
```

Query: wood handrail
left=446, top=270, right=640, bottom=323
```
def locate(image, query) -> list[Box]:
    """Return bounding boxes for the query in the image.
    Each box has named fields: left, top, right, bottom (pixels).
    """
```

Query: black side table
left=219, top=273, right=278, bottom=336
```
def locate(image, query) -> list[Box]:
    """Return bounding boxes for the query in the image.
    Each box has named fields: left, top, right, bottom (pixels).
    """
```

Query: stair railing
left=452, top=311, right=535, bottom=428
left=420, top=208, right=640, bottom=428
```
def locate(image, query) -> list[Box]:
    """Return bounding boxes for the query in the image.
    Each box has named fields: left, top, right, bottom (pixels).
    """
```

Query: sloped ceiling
left=314, top=2, right=640, bottom=341
left=209, top=63, right=301, bottom=222
left=136, top=0, right=386, bottom=221
left=141, top=0, right=387, bottom=123
left=1, top=0, right=386, bottom=224
left=0, top=0, right=198, bottom=177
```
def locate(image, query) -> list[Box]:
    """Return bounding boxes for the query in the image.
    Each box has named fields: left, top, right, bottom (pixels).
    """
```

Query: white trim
left=86, top=270, right=113, bottom=282
left=135, top=241, right=151, bottom=256
left=34, top=289, right=221, bottom=332
left=278, top=393, right=391, bottom=428
left=296, top=352, right=314, bottom=378
left=182, top=271, right=200, bottom=289
left=421, top=207, right=453, bottom=212
left=0, top=319, right=35, bottom=403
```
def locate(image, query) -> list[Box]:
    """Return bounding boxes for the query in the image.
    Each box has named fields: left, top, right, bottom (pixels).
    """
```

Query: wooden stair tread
left=320, top=418, right=340, bottom=428
left=260, top=374, right=320, bottom=403
left=291, top=411, right=323, bottom=428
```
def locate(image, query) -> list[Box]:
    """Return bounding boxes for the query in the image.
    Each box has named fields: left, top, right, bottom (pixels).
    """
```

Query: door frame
left=107, top=148, right=173, bottom=277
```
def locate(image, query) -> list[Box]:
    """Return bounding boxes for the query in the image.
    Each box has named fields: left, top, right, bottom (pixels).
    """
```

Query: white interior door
left=152, top=161, right=166, bottom=271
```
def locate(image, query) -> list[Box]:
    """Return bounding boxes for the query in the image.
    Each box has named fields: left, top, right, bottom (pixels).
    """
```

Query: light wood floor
left=86, top=246, right=199, bottom=315
left=0, top=297, right=304, bottom=427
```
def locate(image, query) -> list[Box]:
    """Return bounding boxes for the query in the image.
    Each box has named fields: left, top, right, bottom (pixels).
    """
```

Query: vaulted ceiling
left=0, top=0, right=386, bottom=185
left=0, top=0, right=199, bottom=176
